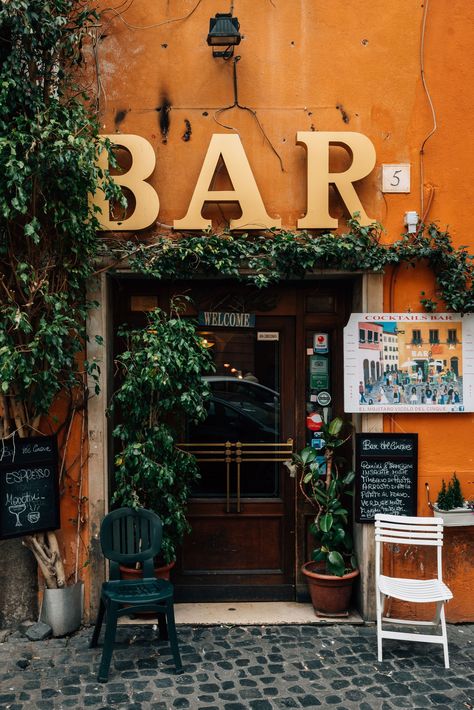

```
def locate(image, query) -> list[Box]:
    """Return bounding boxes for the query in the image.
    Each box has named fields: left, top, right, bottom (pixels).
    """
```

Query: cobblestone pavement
left=0, top=623, right=473, bottom=709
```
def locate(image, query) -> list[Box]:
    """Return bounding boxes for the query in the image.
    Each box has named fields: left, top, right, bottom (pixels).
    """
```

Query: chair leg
left=90, top=598, right=106, bottom=648
left=97, top=601, right=119, bottom=683
left=157, top=612, right=168, bottom=641
left=376, top=590, right=384, bottom=663
left=439, top=604, right=450, bottom=669
left=166, top=599, right=183, bottom=674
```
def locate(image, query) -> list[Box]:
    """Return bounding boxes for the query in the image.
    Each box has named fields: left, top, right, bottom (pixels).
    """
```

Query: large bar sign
left=198, top=311, right=256, bottom=328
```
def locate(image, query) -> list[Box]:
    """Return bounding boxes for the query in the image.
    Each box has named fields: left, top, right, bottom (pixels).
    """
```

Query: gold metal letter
left=94, top=135, right=159, bottom=231
left=173, top=134, right=281, bottom=230
left=297, top=132, right=376, bottom=229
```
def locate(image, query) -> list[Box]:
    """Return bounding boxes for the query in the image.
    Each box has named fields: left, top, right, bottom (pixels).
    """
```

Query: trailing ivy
left=0, top=1, right=120, bottom=433
left=111, top=302, right=215, bottom=563
left=107, top=217, right=474, bottom=313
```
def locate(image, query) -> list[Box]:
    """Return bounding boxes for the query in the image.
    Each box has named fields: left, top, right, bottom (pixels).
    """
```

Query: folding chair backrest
left=375, top=513, right=444, bottom=581
left=100, top=507, right=163, bottom=579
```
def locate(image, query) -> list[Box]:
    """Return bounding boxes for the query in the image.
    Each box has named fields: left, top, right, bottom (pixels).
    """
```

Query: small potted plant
left=291, top=417, right=359, bottom=616
left=428, top=473, right=474, bottom=527
left=111, top=300, right=215, bottom=574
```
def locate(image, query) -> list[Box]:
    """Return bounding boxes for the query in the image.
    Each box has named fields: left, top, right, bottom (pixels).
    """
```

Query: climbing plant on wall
left=104, top=217, right=474, bottom=314
left=0, top=1, right=121, bottom=587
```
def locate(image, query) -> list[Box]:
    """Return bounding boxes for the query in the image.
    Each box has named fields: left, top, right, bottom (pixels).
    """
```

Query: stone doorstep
left=117, top=602, right=364, bottom=626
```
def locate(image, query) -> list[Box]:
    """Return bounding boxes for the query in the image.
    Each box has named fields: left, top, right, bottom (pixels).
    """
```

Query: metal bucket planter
left=40, top=580, right=83, bottom=637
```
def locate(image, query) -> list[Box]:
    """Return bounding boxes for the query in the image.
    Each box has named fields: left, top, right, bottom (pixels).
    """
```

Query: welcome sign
left=198, top=311, right=256, bottom=328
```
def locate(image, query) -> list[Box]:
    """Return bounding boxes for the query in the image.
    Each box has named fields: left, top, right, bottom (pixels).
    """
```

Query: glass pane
left=188, top=328, right=280, bottom=497
left=305, top=295, right=336, bottom=313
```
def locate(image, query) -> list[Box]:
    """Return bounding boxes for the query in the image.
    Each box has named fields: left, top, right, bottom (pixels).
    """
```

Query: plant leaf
left=319, top=513, right=333, bottom=532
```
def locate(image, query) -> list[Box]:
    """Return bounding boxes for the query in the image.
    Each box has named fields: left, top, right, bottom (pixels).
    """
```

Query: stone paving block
left=24, top=621, right=52, bottom=641
left=0, top=623, right=473, bottom=708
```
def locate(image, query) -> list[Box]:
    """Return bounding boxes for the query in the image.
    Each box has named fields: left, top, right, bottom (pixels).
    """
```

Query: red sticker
left=306, top=412, right=323, bottom=431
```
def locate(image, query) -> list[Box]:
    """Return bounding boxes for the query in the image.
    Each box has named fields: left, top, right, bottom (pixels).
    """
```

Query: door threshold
left=118, top=602, right=363, bottom=626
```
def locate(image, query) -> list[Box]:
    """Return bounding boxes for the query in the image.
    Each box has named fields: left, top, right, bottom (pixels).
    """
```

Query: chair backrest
left=100, top=507, right=163, bottom=579
left=375, top=513, right=445, bottom=582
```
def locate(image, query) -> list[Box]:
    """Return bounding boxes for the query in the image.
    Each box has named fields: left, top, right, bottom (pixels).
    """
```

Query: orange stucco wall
left=43, top=400, right=90, bottom=613
left=88, top=0, right=474, bottom=620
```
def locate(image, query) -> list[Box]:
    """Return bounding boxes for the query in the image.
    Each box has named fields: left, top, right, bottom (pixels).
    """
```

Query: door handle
left=225, top=441, right=232, bottom=513
left=235, top=441, right=242, bottom=513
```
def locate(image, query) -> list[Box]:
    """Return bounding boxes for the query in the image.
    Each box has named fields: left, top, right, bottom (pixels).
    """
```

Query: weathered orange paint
left=86, top=0, right=474, bottom=620
left=39, top=399, right=90, bottom=614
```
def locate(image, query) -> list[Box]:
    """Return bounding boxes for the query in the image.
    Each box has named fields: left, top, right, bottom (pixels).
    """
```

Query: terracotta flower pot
left=119, top=560, right=175, bottom=582
left=302, top=561, right=359, bottom=617
left=119, top=561, right=175, bottom=617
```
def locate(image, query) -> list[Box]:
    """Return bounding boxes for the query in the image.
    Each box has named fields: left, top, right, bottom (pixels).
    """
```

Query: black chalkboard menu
left=355, top=433, right=418, bottom=523
left=0, top=435, right=60, bottom=539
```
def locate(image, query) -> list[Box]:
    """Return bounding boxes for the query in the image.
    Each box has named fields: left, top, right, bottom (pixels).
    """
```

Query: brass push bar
left=179, top=439, right=293, bottom=513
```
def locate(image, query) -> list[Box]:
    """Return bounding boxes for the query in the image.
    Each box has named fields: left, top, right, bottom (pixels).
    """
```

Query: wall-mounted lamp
left=207, top=12, right=241, bottom=59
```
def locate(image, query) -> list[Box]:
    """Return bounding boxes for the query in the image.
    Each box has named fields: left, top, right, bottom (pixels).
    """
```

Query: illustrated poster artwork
left=344, top=313, right=474, bottom=413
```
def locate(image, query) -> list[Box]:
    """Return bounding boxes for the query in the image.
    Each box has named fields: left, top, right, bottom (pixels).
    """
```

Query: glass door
left=174, top=316, right=296, bottom=601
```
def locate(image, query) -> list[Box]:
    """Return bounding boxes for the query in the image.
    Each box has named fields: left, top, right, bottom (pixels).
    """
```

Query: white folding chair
left=375, top=513, right=453, bottom=668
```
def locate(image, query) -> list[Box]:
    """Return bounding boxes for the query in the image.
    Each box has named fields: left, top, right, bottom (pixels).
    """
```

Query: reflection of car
left=191, top=398, right=278, bottom=442
left=189, top=376, right=280, bottom=442
left=203, top=376, right=279, bottom=410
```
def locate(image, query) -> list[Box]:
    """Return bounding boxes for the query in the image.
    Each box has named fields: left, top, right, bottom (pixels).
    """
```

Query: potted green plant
left=291, top=417, right=358, bottom=616
left=111, top=300, right=214, bottom=572
left=428, top=473, right=474, bottom=527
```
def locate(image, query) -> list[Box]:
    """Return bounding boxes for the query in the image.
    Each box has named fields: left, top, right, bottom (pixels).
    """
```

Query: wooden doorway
left=110, top=277, right=355, bottom=603
left=175, top=315, right=296, bottom=601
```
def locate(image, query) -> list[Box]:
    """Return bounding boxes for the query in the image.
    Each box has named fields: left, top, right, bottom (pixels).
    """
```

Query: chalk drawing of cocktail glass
left=28, top=505, right=40, bottom=524
left=8, top=503, right=26, bottom=527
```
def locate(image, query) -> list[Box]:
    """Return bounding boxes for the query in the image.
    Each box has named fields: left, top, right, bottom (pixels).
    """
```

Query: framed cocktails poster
left=344, top=313, right=474, bottom=413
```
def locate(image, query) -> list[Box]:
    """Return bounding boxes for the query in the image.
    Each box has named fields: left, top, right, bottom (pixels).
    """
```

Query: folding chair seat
left=90, top=507, right=183, bottom=682
left=375, top=513, right=453, bottom=668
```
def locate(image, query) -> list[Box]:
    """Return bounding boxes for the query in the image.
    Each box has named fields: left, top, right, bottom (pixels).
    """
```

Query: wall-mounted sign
left=310, top=355, right=329, bottom=389
left=355, top=433, right=418, bottom=522
left=94, top=132, right=376, bottom=232
left=344, top=313, right=474, bottom=412
left=382, top=164, right=411, bottom=193
left=257, top=332, right=279, bottom=341
left=198, top=311, right=255, bottom=328
left=313, top=333, right=329, bottom=353
left=306, top=412, right=323, bottom=431
left=316, top=391, right=332, bottom=406
left=0, top=436, right=60, bottom=540
left=311, top=433, right=326, bottom=450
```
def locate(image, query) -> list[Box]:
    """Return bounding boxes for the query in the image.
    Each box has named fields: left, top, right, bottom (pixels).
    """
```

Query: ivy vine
left=0, top=1, right=121, bottom=435
left=106, top=217, right=474, bottom=314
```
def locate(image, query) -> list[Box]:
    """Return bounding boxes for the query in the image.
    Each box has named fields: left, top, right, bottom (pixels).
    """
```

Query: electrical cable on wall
left=214, top=57, right=285, bottom=172
left=101, top=0, right=204, bottom=31
left=419, top=0, right=437, bottom=216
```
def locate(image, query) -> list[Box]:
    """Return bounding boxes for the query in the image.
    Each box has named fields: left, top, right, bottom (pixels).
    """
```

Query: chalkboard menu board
left=355, top=433, right=418, bottom=523
left=0, top=435, right=60, bottom=539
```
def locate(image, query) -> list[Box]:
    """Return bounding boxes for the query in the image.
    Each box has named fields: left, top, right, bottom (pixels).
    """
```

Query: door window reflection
left=188, top=329, right=280, bottom=497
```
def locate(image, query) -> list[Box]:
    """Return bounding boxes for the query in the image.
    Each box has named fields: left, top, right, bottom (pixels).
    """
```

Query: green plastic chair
left=90, top=507, right=183, bottom=682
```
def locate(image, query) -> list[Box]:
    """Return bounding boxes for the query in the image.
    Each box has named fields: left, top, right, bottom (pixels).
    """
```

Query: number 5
left=391, top=169, right=401, bottom=187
